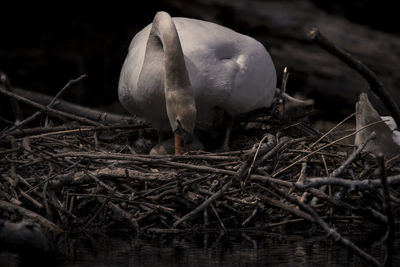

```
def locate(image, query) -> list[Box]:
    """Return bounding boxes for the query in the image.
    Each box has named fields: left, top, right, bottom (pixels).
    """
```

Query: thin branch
left=295, top=174, right=400, bottom=191
left=309, top=112, right=355, bottom=149
left=280, top=67, right=289, bottom=118
left=13, top=87, right=136, bottom=125
left=55, top=151, right=292, bottom=187
left=173, top=180, right=232, bottom=228
left=377, top=154, right=394, bottom=267
left=330, top=131, right=376, bottom=177
left=308, top=28, right=400, bottom=128
left=4, top=75, right=87, bottom=134
left=269, top=182, right=381, bottom=267
left=0, top=199, right=63, bottom=234
left=0, top=85, right=104, bottom=128
left=273, top=120, right=386, bottom=177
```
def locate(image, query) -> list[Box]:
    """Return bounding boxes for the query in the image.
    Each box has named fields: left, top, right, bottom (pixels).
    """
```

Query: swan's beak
left=174, top=133, right=185, bottom=155
left=173, top=119, right=194, bottom=155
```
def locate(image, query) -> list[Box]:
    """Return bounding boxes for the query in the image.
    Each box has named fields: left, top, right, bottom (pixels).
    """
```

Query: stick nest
left=1, top=108, right=399, bottom=238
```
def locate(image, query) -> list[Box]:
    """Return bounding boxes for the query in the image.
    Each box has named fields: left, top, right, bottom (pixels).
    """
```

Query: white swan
left=118, top=11, right=277, bottom=154
left=355, top=93, right=400, bottom=158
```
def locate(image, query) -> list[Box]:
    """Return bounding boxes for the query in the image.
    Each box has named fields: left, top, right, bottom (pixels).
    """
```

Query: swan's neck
left=150, top=13, right=191, bottom=93
left=144, top=11, right=196, bottom=134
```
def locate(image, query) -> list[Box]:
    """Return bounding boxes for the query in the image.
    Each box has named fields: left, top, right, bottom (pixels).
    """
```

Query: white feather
left=118, top=13, right=276, bottom=131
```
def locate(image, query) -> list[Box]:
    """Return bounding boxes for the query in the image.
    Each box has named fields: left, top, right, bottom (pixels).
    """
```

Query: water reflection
left=1, top=232, right=398, bottom=267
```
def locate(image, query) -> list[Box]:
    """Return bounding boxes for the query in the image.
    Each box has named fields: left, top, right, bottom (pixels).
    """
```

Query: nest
left=1, top=103, right=399, bottom=238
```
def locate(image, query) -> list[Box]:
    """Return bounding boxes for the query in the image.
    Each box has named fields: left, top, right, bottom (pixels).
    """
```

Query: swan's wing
left=174, top=18, right=276, bottom=116
left=118, top=24, right=170, bottom=129
left=381, top=116, right=400, bottom=147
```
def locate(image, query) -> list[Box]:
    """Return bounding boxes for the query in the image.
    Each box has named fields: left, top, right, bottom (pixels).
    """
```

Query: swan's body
left=119, top=12, right=276, bottom=135
left=355, top=93, right=400, bottom=158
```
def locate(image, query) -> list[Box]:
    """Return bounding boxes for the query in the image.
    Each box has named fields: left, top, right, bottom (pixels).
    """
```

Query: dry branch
left=0, top=200, right=63, bottom=234
left=173, top=180, right=232, bottom=228
left=3, top=75, right=87, bottom=134
left=308, top=28, right=400, bottom=127
left=0, top=85, right=104, bottom=127
left=377, top=154, right=394, bottom=267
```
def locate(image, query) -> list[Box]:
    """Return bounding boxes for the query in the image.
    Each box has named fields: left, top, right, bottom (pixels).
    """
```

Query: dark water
left=2, top=232, right=398, bottom=267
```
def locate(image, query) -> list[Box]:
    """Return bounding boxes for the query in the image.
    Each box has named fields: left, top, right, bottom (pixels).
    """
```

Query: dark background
left=0, top=0, right=399, bottom=124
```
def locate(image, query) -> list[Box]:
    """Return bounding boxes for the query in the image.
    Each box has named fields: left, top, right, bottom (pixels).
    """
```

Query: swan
left=355, top=93, right=400, bottom=158
left=118, top=11, right=277, bottom=154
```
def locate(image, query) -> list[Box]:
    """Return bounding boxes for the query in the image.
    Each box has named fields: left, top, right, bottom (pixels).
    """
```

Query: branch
left=54, top=151, right=292, bottom=187
left=330, top=132, right=376, bottom=177
left=0, top=85, right=104, bottom=127
left=0, top=200, right=63, bottom=234
left=377, top=154, right=394, bottom=267
left=13, top=87, right=136, bottom=125
left=308, top=28, right=400, bottom=127
left=269, top=182, right=381, bottom=267
left=290, top=195, right=381, bottom=267
left=3, top=75, right=86, bottom=134
left=173, top=180, right=232, bottom=228
left=295, top=174, right=400, bottom=191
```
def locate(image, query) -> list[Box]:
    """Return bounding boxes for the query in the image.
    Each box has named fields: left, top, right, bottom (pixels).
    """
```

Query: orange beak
left=174, top=134, right=184, bottom=155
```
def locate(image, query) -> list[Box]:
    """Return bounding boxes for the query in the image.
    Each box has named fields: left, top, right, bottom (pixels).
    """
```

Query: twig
left=5, top=124, right=148, bottom=138
left=210, top=204, right=226, bottom=231
left=4, top=75, right=87, bottom=134
left=0, top=85, right=104, bottom=128
left=295, top=174, right=400, bottom=191
left=264, top=218, right=305, bottom=228
left=309, top=112, right=355, bottom=149
left=0, top=199, right=63, bottom=233
left=19, top=189, right=44, bottom=209
left=291, top=161, right=307, bottom=198
left=308, top=28, right=400, bottom=128
left=292, top=183, right=388, bottom=225
left=257, top=193, right=314, bottom=222
left=106, top=201, right=139, bottom=231
left=309, top=131, right=376, bottom=205
left=12, top=87, right=136, bottom=125
left=86, top=172, right=125, bottom=198
left=280, top=67, right=289, bottom=118
left=235, top=133, right=276, bottom=183
left=331, top=132, right=376, bottom=177
left=377, top=154, right=394, bottom=267
left=294, top=196, right=380, bottom=266
left=269, top=182, right=381, bottom=267
left=241, top=134, right=274, bottom=187
left=273, top=120, right=386, bottom=177
left=173, top=180, right=232, bottom=228
left=242, top=206, right=258, bottom=226
left=83, top=197, right=109, bottom=230
left=55, top=151, right=292, bottom=187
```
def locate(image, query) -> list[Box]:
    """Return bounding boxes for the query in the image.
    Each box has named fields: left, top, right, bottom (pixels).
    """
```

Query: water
left=1, top=232, right=398, bottom=266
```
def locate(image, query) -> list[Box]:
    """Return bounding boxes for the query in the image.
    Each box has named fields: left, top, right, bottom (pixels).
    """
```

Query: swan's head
left=165, top=93, right=197, bottom=154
